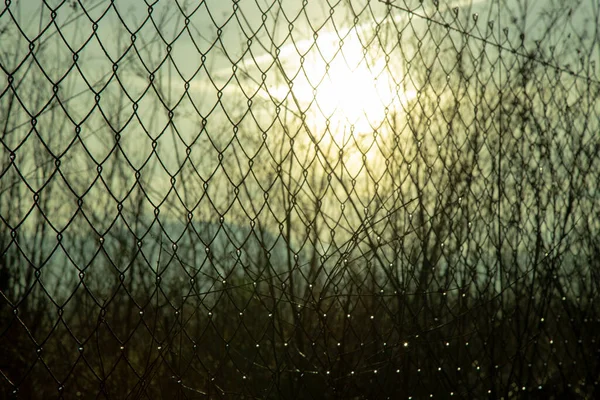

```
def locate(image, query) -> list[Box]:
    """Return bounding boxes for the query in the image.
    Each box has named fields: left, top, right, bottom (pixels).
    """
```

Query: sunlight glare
left=269, top=29, right=416, bottom=141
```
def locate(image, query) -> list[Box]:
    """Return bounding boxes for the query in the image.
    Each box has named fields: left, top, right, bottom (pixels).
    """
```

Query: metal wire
left=1, top=0, right=599, bottom=398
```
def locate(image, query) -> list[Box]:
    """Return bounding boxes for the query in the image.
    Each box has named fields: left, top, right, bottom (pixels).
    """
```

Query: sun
left=262, top=25, right=416, bottom=177
left=268, top=29, right=415, bottom=145
left=311, top=36, right=393, bottom=135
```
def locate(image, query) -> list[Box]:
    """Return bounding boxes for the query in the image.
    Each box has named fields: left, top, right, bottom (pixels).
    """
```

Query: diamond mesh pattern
left=1, top=0, right=599, bottom=398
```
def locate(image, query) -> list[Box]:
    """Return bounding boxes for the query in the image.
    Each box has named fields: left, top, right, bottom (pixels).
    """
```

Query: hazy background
left=1, top=0, right=599, bottom=398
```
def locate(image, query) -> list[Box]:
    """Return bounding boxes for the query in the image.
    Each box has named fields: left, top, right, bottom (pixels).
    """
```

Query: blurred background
left=1, top=0, right=599, bottom=398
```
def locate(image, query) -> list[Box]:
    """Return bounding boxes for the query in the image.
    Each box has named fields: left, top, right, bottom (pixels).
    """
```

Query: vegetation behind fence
left=1, top=0, right=599, bottom=398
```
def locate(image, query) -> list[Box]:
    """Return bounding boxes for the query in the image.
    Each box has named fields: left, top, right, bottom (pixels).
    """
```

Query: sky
left=1, top=0, right=598, bottom=206
left=3, top=0, right=596, bottom=121
left=2, top=0, right=598, bottom=276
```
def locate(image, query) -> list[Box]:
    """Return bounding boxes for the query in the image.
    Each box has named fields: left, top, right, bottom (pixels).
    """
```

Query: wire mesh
left=1, top=0, right=599, bottom=398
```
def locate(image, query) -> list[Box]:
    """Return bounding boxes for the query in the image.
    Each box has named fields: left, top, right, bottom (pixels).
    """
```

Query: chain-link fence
left=1, top=0, right=599, bottom=398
